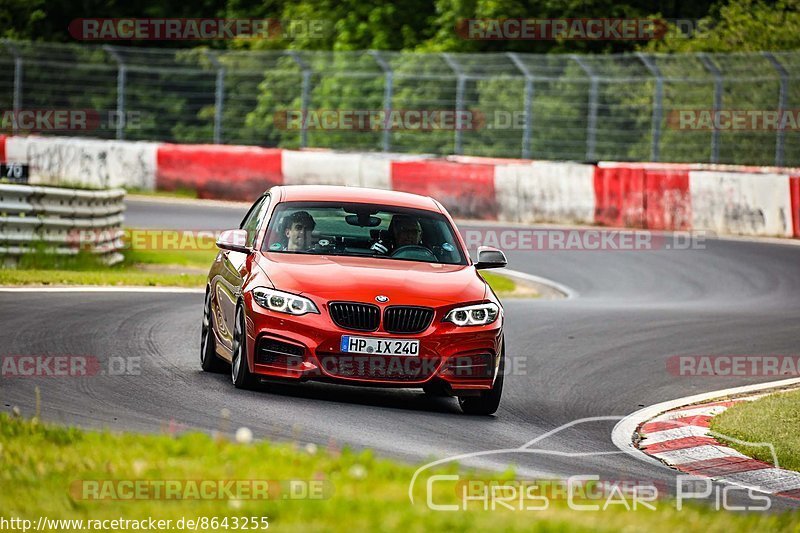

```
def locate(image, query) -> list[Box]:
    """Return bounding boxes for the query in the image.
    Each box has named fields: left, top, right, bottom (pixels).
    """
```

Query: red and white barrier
left=689, top=171, right=794, bottom=237
left=495, top=161, right=595, bottom=224
left=5, top=135, right=158, bottom=190
left=2, top=135, right=799, bottom=241
left=282, top=150, right=428, bottom=190
left=594, top=163, right=692, bottom=230
left=156, top=143, right=282, bottom=200
left=390, top=158, right=497, bottom=219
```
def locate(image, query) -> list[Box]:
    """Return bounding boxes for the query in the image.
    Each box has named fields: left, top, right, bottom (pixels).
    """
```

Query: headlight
left=252, top=287, right=319, bottom=316
left=443, top=302, right=500, bottom=326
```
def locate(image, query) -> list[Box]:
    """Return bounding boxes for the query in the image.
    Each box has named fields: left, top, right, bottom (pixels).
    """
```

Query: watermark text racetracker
left=668, top=355, right=800, bottom=377
left=0, top=109, right=142, bottom=133
left=1, top=355, right=140, bottom=378
left=70, top=18, right=330, bottom=41
left=70, top=479, right=330, bottom=501
left=72, top=229, right=709, bottom=253
left=463, top=229, right=708, bottom=251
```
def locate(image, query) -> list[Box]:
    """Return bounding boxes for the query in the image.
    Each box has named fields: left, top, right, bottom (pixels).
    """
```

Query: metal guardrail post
left=636, top=53, right=664, bottom=163
left=103, top=46, right=127, bottom=140
left=443, top=53, right=466, bottom=155
left=763, top=52, right=788, bottom=167
left=207, top=51, right=225, bottom=144
left=288, top=51, right=311, bottom=149
left=570, top=55, right=599, bottom=162
left=507, top=52, right=534, bottom=160
left=698, top=53, right=723, bottom=164
left=2, top=40, right=23, bottom=135
left=369, top=51, right=394, bottom=153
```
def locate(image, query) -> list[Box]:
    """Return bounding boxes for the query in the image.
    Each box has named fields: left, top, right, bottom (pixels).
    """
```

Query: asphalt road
left=2, top=197, right=799, bottom=509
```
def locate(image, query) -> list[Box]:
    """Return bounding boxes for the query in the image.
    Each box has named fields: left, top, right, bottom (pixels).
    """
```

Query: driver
left=371, top=214, right=423, bottom=255
left=283, top=210, right=316, bottom=251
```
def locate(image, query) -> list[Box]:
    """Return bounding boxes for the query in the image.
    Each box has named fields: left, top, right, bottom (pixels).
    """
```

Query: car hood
left=258, top=252, right=487, bottom=306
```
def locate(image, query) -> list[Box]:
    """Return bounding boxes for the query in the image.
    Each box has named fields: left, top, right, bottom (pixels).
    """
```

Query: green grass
left=2, top=413, right=799, bottom=532
left=122, top=248, right=217, bottom=268
left=0, top=269, right=206, bottom=287
left=481, top=271, right=516, bottom=295
left=711, top=389, right=800, bottom=472
left=126, top=187, right=199, bottom=199
left=0, top=242, right=208, bottom=287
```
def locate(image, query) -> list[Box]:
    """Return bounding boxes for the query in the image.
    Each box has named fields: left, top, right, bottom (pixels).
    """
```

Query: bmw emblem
left=375, top=295, right=389, bottom=303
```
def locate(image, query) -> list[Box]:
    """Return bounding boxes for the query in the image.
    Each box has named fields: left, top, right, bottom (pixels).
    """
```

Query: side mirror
left=216, top=229, right=251, bottom=254
left=474, top=246, right=507, bottom=270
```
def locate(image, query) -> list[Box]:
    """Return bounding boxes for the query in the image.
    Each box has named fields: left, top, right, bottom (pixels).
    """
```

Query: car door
left=214, top=194, right=271, bottom=354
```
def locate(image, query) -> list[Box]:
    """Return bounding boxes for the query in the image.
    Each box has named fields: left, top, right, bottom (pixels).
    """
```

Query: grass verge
left=2, top=413, right=798, bottom=532
left=481, top=271, right=516, bottom=294
left=1, top=238, right=520, bottom=295
left=126, top=187, right=199, bottom=199
left=0, top=269, right=206, bottom=287
left=710, top=389, right=800, bottom=472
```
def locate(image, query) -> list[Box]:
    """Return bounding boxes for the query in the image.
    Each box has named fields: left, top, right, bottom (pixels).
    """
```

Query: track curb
left=612, top=378, right=800, bottom=500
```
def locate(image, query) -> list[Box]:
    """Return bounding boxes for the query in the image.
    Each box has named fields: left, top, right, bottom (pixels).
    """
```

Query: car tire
left=231, top=304, right=259, bottom=390
left=201, top=291, right=227, bottom=373
left=458, top=345, right=504, bottom=416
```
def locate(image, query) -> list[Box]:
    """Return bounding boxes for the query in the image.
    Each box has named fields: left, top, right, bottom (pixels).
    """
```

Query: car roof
left=274, top=185, right=442, bottom=212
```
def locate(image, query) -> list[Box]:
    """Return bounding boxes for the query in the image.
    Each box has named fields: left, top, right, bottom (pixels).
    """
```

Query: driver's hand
left=371, top=241, right=389, bottom=255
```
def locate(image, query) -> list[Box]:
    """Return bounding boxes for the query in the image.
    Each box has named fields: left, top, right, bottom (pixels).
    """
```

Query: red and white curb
left=612, top=378, right=800, bottom=502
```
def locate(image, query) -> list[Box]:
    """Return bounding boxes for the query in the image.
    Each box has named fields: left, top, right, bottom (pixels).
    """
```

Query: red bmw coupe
left=201, top=185, right=508, bottom=415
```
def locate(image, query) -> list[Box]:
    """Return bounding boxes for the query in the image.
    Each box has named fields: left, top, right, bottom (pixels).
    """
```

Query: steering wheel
left=391, top=245, right=437, bottom=261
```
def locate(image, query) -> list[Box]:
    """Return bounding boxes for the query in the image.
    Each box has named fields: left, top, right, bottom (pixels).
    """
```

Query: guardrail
left=0, top=184, right=126, bottom=266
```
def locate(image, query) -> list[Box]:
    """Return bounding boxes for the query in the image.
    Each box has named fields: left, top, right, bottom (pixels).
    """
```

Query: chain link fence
left=0, top=41, right=798, bottom=166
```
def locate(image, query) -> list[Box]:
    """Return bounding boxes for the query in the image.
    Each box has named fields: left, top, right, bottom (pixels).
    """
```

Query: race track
left=2, top=197, right=799, bottom=508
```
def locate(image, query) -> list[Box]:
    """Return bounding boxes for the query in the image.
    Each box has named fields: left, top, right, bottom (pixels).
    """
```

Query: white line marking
left=497, top=268, right=578, bottom=299
left=0, top=286, right=205, bottom=294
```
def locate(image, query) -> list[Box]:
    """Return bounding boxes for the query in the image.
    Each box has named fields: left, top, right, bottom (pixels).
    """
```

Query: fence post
left=288, top=51, right=311, bottom=149
left=698, top=53, right=722, bottom=164
left=103, top=46, right=126, bottom=140
left=206, top=51, right=225, bottom=144
left=369, top=51, right=394, bottom=153
left=2, top=40, right=23, bottom=135
left=570, top=55, right=598, bottom=162
left=507, top=52, right=534, bottom=160
left=636, top=52, right=663, bottom=162
left=443, top=53, right=466, bottom=155
left=763, top=52, right=788, bottom=167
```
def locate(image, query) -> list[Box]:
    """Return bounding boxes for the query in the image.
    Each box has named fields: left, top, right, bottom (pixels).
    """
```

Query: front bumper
left=242, top=293, right=503, bottom=391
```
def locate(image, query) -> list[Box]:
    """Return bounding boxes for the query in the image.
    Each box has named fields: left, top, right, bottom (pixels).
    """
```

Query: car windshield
left=262, top=201, right=466, bottom=265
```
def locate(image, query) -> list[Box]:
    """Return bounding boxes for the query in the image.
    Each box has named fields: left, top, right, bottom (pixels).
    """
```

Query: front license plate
left=340, top=336, right=419, bottom=356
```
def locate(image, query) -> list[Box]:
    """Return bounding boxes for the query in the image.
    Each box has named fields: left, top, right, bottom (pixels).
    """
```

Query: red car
left=201, top=185, right=508, bottom=415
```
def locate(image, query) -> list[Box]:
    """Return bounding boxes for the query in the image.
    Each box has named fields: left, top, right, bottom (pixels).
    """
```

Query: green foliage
left=644, top=0, right=800, bottom=53
left=2, top=1, right=799, bottom=164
